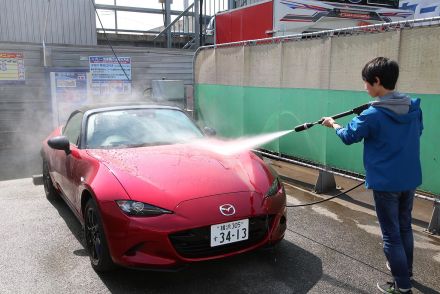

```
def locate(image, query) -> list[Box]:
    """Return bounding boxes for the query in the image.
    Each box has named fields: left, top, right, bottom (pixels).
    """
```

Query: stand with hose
left=427, top=198, right=440, bottom=235
left=314, top=170, right=337, bottom=194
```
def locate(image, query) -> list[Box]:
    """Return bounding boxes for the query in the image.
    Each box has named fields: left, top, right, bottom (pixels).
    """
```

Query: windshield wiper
left=125, top=142, right=174, bottom=148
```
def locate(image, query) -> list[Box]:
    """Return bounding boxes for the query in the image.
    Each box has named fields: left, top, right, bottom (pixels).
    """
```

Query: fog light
left=280, top=215, right=286, bottom=225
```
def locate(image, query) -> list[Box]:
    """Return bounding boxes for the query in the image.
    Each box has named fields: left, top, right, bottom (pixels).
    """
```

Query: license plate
left=210, top=219, right=249, bottom=247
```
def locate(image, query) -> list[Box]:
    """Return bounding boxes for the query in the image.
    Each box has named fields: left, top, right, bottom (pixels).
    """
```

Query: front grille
left=169, top=215, right=275, bottom=258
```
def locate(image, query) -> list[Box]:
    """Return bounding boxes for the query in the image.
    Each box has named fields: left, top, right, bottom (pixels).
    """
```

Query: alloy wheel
left=85, top=207, right=102, bottom=265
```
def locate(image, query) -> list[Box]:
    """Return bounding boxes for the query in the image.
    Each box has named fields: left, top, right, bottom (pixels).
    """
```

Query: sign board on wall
left=0, top=52, right=25, bottom=84
left=274, top=0, right=413, bottom=35
left=50, top=70, right=89, bottom=126
left=400, top=0, right=440, bottom=18
left=89, top=56, right=132, bottom=96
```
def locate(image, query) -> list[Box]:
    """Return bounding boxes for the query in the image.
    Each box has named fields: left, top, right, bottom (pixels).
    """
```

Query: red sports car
left=41, top=104, right=286, bottom=272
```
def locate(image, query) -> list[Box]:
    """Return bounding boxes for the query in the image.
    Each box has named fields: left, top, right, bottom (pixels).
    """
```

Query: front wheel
left=43, top=160, right=59, bottom=201
left=84, top=199, right=115, bottom=272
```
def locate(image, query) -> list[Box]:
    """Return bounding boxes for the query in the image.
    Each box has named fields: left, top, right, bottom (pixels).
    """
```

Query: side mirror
left=47, top=136, right=71, bottom=155
left=203, top=126, right=216, bottom=137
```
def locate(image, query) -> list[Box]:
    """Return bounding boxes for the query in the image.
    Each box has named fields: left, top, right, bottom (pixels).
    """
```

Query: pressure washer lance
left=293, top=103, right=371, bottom=132
left=285, top=103, right=371, bottom=207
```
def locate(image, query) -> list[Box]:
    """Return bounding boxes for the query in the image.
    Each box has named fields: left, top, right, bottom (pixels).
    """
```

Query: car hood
left=87, top=143, right=271, bottom=210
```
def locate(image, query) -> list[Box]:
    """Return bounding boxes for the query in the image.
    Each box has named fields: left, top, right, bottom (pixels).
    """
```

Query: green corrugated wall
left=195, top=84, right=440, bottom=195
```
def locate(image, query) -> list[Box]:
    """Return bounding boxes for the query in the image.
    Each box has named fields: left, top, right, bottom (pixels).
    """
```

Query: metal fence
left=205, top=16, right=440, bottom=48
left=94, top=0, right=232, bottom=49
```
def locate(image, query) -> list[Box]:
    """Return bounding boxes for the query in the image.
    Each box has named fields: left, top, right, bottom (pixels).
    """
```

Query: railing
left=152, top=3, right=196, bottom=49
left=94, top=0, right=231, bottom=49
left=201, top=16, right=440, bottom=49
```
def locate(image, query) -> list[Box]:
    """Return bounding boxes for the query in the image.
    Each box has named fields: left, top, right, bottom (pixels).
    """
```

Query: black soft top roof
left=76, top=102, right=180, bottom=114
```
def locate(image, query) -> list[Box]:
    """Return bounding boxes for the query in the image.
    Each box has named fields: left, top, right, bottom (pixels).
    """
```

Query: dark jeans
left=373, top=190, right=414, bottom=290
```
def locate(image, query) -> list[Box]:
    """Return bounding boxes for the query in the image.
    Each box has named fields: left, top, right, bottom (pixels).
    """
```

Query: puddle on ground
left=355, top=222, right=440, bottom=251
left=286, top=195, right=304, bottom=208
left=356, top=223, right=382, bottom=236
left=413, top=234, right=440, bottom=250
left=286, top=193, right=346, bottom=224
left=311, top=206, right=343, bottom=223
left=285, top=189, right=323, bottom=203
left=286, top=183, right=440, bottom=255
left=286, top=187, right=349, bottom=223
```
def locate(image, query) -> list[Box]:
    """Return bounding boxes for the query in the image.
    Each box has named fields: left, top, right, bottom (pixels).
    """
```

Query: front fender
left=79, top=158, right=130, bottom=224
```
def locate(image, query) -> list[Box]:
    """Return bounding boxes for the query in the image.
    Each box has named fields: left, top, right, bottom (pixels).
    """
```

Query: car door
left=60, top=112, right=83, bottom=213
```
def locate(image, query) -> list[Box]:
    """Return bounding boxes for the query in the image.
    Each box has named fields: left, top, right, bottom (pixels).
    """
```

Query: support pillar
left=165, top=0, right=172, bottom=48
left=194, top=0, right=200, bottom=47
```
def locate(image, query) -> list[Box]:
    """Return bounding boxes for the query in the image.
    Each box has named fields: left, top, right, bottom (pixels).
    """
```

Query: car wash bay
left=2, top=0, right=439, bottom=292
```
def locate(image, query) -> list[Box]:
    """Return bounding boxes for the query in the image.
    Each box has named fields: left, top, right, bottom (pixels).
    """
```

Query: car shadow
left=48, top=197, right=85, bottom=247
left=97, top=241, right=323, bottom=294
left=49, top=197, right=323, bottom=294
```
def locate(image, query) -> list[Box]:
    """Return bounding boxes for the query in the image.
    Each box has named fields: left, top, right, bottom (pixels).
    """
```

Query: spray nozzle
left=294, top=122, right=315, bottom=132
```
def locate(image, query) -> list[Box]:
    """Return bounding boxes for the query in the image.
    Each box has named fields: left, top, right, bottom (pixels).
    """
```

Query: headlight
left=265, top=177, right=283, bottom=198
left=116, top=200, right=173, bottom=217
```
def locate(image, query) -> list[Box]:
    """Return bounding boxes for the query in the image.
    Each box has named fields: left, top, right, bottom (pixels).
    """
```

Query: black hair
left=361, top=57, right=399, bottom=90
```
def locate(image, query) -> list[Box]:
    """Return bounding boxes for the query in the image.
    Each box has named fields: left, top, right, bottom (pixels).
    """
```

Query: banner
left=89, top=56, right=132, bottom=96
left=50, top=70, right=89, bottom=126
left=0, top=52, right=25, bottom=84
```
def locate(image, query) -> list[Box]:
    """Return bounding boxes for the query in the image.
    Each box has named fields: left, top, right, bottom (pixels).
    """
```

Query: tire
left=84, top=199, right=115, bottom=272
left=43, top=160, right=59, bottom=201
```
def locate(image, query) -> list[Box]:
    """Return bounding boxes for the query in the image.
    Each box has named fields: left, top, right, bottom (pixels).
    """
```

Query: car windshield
left=86, top=108, right=204, bottom=149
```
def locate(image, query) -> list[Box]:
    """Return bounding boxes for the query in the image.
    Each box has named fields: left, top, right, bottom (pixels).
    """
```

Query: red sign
left=216, top=1, right=274, bottom=44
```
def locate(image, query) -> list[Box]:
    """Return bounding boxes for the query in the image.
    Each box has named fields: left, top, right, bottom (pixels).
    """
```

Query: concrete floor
left=267, top=157, right=437, bottom=228
left=0, top=172, right=439, bottom=293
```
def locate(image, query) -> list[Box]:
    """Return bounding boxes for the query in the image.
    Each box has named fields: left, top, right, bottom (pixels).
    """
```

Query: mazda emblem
left=219, top=204, right=236, bottom=216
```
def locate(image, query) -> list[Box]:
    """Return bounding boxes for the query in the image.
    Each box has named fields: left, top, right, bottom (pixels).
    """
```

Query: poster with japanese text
left=50, top=70, right=89, bottom=126
left=89, top=56, right=132, bottom=96
left=0, top=52, right=25, bottom=84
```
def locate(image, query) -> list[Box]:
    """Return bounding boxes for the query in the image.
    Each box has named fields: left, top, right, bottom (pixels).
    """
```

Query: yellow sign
left=0, top=52, right=25, bottom=83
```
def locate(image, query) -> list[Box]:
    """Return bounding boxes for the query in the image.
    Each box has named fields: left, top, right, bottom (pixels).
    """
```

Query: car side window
left=63, top=112, right=83, bottom=146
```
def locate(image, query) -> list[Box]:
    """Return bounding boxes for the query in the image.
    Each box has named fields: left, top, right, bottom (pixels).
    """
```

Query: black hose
left=286, top=181, right=365, bottom=207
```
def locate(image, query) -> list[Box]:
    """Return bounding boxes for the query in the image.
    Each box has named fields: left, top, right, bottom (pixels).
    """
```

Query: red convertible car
left=41, top=104, right=286, bottom=272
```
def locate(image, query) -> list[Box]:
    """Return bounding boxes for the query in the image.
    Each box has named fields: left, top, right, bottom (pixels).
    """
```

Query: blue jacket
left=336, top=96, right=423, bottom=191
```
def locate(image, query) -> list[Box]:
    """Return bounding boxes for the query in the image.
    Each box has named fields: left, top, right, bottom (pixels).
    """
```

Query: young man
left=321, top=57, right=423, bottom=294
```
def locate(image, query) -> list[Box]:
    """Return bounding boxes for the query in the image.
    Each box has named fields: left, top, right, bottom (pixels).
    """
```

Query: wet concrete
left=283, top=183, right=440, bottom=293
left=268, top=157, right=437, bottom=227
left=0, top=177, right=439, bottom=293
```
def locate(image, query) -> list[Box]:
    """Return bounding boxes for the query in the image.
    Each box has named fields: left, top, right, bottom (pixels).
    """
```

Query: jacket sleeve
left=335, top=113, right=371, bottom=145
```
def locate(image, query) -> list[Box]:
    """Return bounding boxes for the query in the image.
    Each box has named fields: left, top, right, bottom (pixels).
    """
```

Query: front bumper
left=98, top=191, right=286, bottom=269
